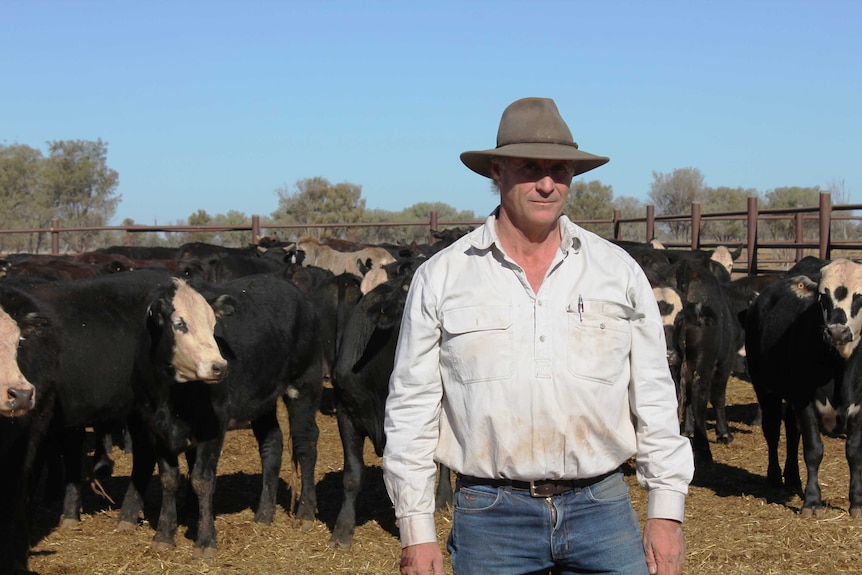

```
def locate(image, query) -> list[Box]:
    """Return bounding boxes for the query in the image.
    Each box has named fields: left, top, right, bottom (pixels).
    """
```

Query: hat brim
left=460, top=143, right=609, bottom=179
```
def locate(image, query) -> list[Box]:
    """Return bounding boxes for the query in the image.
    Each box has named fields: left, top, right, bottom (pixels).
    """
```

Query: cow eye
left=173, top=318, right=188, bottom=333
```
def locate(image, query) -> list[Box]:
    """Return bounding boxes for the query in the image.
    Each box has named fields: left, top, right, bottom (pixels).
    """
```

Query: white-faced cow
left=816, top=258, right=862, bottom=516
left=14, top=270, right=227, bottom=530
left=0, top=284, right=61, bottom=575
left=117, top=273, right=323, bottom=559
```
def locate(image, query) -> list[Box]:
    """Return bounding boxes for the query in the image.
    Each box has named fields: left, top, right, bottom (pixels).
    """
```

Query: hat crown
left=496, top=97, right=577, bottom=149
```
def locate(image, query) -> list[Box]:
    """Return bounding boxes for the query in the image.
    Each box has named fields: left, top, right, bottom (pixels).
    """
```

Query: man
left=383, top=97, right=694, bottom=575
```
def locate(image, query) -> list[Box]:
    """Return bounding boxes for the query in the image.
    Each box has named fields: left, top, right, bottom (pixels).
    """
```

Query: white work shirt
left=382, top=212, right=694, bottom=547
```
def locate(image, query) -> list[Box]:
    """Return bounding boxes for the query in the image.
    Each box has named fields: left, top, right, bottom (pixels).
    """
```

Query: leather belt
left=457, top=468, right=620, bottom=498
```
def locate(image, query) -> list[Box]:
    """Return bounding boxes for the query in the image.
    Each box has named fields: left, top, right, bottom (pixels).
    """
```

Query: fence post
left=820, top=192, right=831, bottom=260
left=613, top=209, right=622, bottom=240
left=746, top=197, right=758, bottom=275
left=795, top=212, right=805, bottom=262
left=429, top=211, right=438, bottom=244
left=51, top=218, right=60, bottom=255
left=645, top=205, right=655, bottom=242
left=690, top=203, right=701, bottom=250
left=251, top=215, right=260, bottom=245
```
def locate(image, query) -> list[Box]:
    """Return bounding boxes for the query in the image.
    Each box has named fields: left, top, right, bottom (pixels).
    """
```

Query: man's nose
left=535, top=174, right=556, bottom=192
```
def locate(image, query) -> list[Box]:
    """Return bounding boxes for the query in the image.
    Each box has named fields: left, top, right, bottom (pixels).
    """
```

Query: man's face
left=492, top=157, right=574, bottom=230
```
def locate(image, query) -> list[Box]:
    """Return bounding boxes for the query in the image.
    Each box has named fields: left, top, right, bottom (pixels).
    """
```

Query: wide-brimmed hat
left=460, top=97, right=610, bottom=179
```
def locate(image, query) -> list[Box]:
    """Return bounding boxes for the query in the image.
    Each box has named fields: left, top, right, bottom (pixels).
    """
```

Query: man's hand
left=399, top=541, right=444, bottom=575
left=643, top=518, right=685, bottom=575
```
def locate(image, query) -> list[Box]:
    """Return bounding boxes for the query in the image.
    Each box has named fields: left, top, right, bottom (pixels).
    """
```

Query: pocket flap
left=443, top=306, right=512, bottom=335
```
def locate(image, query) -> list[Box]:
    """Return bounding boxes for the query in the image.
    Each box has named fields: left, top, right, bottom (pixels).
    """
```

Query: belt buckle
left=529, top=480, right=544, bottom=497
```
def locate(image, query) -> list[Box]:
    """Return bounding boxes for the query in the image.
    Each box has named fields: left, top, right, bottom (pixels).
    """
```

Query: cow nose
left=826, top=324, right=853, bottom=346
left=209, top=360, right=228, bottom=380
left=8, top=386, right=35, bottom=410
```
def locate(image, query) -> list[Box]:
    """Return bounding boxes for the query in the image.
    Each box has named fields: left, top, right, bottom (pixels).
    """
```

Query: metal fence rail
left=2, top=193, right=860, bottom=274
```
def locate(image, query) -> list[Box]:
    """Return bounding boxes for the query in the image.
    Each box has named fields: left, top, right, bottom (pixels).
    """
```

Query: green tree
left=648, top=168, right=706, bottom=241
left=42, top=139, right=120, bottom=252
left=565, top=180, right=614, bottom=236
left=0, top=143, right=53, bottom=252
left=209, top=210, right=250, bottom=247
left=761, top=186, right=823, bottom=261
left=374, top=202, right=476, bottom=245
left=273, top=177, right=365, bottom=241
left=186, top=209, right=217, bottom=244
left=827, top=178, right=857, bottom=241
left=701, top=187, right=756, bottom=243
left=612, top=196, right=647, bottom=242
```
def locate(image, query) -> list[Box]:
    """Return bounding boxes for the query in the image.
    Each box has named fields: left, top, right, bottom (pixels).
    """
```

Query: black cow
left=176, top=241, right=269, bottom=281
left=117, top=274, right=324, bottom=558
left=329, top=261, right=452, bottom=550
left=16, top=270, right=227, bottom=529
left=209, top=251, right=289, bottom=282
left=330, top=272, right=410, bottom=549
left=0, top=284, right=61, bottom=575
left=661, top=257, right=740, bottom=471
left=745, top=257, right=845, bottom=516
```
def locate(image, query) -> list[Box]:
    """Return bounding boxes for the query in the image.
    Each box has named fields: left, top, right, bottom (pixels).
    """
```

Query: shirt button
left=540, top=335, right=546, bottom=342
left=538, top=300, right=544, bottom=306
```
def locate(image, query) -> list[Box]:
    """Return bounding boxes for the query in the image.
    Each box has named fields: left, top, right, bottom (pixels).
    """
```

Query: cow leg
left=795, top=404, right=825, bottom=517
left=0, top=425, right=31, bottom=574
left=92, top=423, right=115, bottom=477
left=151, top=451, right=183, bottom=552
left=435, top=464, right=454, bottom=511
left=690, top=371, right=714, bottom=472
left=330, top=406, right=365, bottom=549
left=251, top=408, right=283, bottom=525
left=845, top=405, right=862, bottom=517
left=751, top=381, right=786, bottom=488
left=679, top=360, right=694, bottom=437
left=282, top=377, right=322, bottom=532
left=782, top=405, right=802, bottom=494
left=60, top=426, right=86, bottom=529
left=188, top=437, right=224, bottom=559
left=711, top=366, right=733, bottom=444
left=117, top=417, right=157, bottom=531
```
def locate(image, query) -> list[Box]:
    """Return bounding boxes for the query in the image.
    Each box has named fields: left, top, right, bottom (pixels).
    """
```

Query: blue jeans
left=447, top=472, right=649, bottom=575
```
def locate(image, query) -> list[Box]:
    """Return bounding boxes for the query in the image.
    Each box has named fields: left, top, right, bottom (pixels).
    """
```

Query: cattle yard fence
left=1, top=193, right=860, bottom=275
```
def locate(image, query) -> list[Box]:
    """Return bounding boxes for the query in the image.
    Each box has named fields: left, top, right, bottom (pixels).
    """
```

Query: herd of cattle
left=2, top=228, right=862, bottom=573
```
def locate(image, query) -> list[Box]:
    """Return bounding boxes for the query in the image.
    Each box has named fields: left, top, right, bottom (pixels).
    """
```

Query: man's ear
left=489, top=158, right=503, bottom=182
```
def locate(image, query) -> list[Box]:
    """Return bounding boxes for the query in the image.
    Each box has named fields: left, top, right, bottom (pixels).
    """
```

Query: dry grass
left=26, top=378, right=862, bottom=575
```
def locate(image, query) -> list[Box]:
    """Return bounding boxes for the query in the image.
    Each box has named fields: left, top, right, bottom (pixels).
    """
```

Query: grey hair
left=488, top=157, right=507, bottom=193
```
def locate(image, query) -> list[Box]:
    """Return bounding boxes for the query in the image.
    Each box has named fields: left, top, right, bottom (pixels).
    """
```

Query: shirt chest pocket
left=567, top=300, right=633, bottom=385
left=442, top=306, right=513, bottom=384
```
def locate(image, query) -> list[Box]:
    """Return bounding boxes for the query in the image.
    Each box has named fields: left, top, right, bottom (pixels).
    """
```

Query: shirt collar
left=469, top=207, right=581, bottom=255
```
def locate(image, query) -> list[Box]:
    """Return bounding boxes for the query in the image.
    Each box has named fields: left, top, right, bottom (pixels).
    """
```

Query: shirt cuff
left=398, top=513, right=438, bottom=548
left=647, top=489, right=687, bottom=523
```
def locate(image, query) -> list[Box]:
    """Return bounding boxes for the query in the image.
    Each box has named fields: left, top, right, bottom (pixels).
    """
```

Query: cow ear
left=147, top=298, right=167, bottom=327
left=18, top=311, right=52, bottom=339
left=356, top=257, right=370, bottom=276
left=210, top=294, right=237, bottom=319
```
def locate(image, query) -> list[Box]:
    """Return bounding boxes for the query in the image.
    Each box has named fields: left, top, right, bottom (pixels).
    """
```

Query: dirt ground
left=24, top=377, right=862, bottom=575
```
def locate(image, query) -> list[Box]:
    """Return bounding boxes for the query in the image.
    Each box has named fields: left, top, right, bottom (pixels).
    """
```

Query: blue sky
left=2, top=0, right=860, bottom=226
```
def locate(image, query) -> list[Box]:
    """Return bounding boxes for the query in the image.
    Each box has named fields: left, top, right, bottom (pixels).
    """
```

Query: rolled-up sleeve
left=382, top=266, right=445, bottom=547
left=627, top=270, right=695, bottom=522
